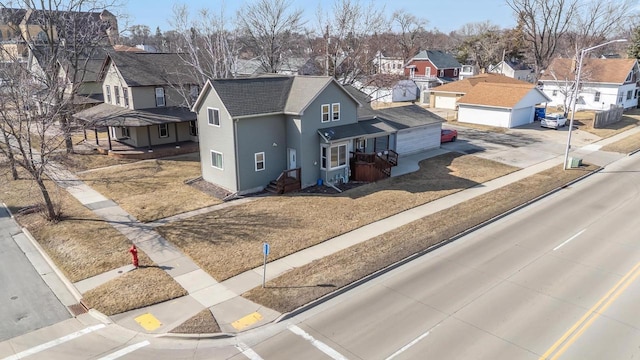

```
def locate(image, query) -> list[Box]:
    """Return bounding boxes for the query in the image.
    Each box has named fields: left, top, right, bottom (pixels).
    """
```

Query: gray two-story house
left=193, top=75, right=444, bottom=195
left=73, top=51, right=200, bottom=157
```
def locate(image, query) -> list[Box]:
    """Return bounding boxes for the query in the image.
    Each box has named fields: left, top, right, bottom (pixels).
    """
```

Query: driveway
left=441, top=121, right=602, bottom=168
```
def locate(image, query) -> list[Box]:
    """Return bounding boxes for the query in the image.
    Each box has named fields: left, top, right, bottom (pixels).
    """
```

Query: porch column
left=146, top=125, right=153, bottom=152
left=94, top=128, right=99, bottom=145
left=106, top=127, right=112, bottom=151
left=174, top=122, right=180, bottom=148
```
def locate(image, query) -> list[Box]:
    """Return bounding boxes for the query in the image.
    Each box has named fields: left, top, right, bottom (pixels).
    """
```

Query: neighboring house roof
left=100, top=52, right=198, bottom=87
left=433, top=73, right=530, bottom=94
left=193, top=75, right=361, bottom=118
left=73, top=103, right=196, bottom=127
left=457, top=83, right=550, bottom=109
left=410, top=50, right=462, bottom=69
left=539, top=58, right=638, bottom=84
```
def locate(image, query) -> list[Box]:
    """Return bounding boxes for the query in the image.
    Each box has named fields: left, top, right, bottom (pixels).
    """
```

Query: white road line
left=384, top=325, right=439, bottom=360
left=235, top=342, right=264, bottom=360
left=2, top=324, right=106, bottom=360
left=287, top=324, right=348, bottom=360
left=553, top=229, right=587, bottom=251
left=96, top=340, right=150, bottom=360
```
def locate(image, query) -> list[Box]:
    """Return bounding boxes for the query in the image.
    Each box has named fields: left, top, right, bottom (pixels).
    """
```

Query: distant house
left=373, top=52, right=405, bottom=75
left=404, top=50, right=462, bottom=96
left=458, top=64, right=477, bottom=80
left=539, top=57, right=640, bottom=111
left=73, top=52, right=200, bottom=158
left=456, top=82, right=551, bottom=128
left=489, top=60, right=534, bottom=82
left=192, top=75, right=443, bottom=195
left=430, top=73, right=531, bottom=110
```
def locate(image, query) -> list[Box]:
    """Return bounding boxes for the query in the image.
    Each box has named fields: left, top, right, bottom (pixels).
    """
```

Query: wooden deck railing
left=350, top=151, right=397, bottom=181
left=269, top=168, right=301, bottom=194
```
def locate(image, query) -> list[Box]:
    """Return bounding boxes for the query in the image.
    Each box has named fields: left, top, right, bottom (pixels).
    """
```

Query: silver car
left=540, top=113, right=567, bottom=129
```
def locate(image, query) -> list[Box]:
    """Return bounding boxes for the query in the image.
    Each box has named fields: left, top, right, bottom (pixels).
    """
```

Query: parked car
left=540, top=113, right=567, bottom=129
left=441, top=129, right=457, bottom=143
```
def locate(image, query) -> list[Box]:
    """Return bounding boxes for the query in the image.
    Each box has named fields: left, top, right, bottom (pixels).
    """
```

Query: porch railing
left=268, top=168, right=301, bottom=194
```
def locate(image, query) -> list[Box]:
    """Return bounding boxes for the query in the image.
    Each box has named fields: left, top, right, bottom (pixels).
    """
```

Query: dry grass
left=170, top=309, right=221, bottom=334
left=82, top=267, right=188, bottom=316
left=78, top=158, right=221, bottom=222
left=0, top=167, right=149, bottom=282
left=244, top=163, right=599, bottom=313
left=601, top=131, right=640, bottom=153
left=581, top=113, right=640, bottom=138
left=51, top=153, right=138, bottom=172
left=157, top=153, right=518, bottom=281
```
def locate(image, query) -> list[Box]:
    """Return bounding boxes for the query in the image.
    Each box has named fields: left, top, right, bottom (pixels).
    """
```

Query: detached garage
left=457, top=82, right=550, bottom=128
left=376, top=105, right=444, bottom=155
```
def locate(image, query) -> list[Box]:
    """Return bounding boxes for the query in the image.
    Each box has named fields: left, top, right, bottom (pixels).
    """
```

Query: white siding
left=510, top=107, right=534, bottom=127
left=541, top=82, right=638, bottom=111
left=395, top=124, right=441, bottom=155
left=458, top=105, right=511, bottom=128
left=434, top=95, right=458, bottom=109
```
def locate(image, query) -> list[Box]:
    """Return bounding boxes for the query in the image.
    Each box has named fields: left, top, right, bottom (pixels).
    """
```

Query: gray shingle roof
left=104, top=52, right=198, bottom=87
left=412, top=50, right=462, bottom=69
left=284, top=76, right=335, bottom=114
left=318, top=118, right=396, bottom=142
left=210, top=76, right=294, bottom=117
left=73, top=103, right=195, bottom=127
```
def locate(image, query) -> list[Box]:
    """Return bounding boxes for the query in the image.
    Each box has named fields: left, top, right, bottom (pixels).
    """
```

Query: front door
left=288, top=148, right=296, bottom=169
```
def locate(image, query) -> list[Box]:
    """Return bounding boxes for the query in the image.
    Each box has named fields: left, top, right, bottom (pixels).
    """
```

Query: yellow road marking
left=134, top=313, right=162, bottom=331
left=231, top=312, right=263, bottom=330
left=540, top=261, right=640, bottom=359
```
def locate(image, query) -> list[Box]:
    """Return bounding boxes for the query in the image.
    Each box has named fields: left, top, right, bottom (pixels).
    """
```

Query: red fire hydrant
left=129, top=244, right=139, bottom=268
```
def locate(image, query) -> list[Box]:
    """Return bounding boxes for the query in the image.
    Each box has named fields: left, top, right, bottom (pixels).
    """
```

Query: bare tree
left=0, top=0, right=119, bottom=220
left=454, top=21, right=503, bottom=70
left=506, top=0, right=579, bottom=76
left=237, top=0, right=304, bottom=73
left=391, top=10, right=428, bottom=62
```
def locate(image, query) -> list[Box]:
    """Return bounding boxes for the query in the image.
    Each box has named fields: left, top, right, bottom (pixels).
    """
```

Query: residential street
left=0, top=206, right=70, bottom=342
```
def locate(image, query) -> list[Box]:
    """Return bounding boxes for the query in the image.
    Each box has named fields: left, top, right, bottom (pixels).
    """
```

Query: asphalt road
left=0, top=206, right=70, bottom=342
left=246, top=152, right=640, bottom=359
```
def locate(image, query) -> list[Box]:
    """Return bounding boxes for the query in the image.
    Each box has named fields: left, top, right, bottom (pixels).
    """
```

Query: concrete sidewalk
left=23, top=125, right=638, bottom=337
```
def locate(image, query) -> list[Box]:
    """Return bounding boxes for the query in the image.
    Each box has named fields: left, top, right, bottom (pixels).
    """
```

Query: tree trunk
left=34, top=175, right=58, bottom=221
left=1, top=129, right=19, bottom=180
left=61, top=116, right=74, bottom=154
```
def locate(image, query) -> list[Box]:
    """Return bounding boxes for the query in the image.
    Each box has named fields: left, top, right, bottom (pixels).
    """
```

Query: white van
left=541, top=113, right=567, bottom=129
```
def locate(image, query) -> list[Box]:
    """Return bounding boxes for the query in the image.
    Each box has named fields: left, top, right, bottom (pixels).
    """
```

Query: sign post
left=262, top=243, right=270, bottom=288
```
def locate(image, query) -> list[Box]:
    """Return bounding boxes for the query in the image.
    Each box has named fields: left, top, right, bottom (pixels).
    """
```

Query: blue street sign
left=263, top=243, right=270, bottom=255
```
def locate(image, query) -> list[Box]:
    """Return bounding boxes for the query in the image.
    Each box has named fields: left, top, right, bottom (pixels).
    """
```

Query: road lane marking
left=553, top=229, right=586, bottom=251
left=540, top=261, right=640, bottom=359
left=231, top=312, right=263, bottom=330
left=235, top=342, right=264, bottom=360
left=134, top=313, right=162, bottom=331
left=385, top=325, right=439, bottom=360
left=96, top=340, right=150, bottom=360
left=2, top=324, right=106, bottom=360
left=288, top=324, right=348, bottom=360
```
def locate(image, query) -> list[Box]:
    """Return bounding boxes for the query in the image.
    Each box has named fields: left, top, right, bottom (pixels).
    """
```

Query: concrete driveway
left=440, top=121, right=602, bottom=168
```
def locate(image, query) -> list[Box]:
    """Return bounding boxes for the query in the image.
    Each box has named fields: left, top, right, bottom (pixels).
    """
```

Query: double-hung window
left=321, top=144, right=347, bottom=170
left=105, top=85, right=111, bottom=103
left=114, top=86, right=120, bottom=105
left=189, top=120, right=198, bottom=136
left=123, top=88, right=129, bottom=107
left=159, top=123, right=169, bottom=138
left=332, top=103, right=340, bottom=121
left=207, top=108, right=220, bottom=126
left=255, top=152, right=265, bottom=171
left=211, top=150, right=223, bottom=170
left=594, top=91, right=601, bottom=102
left=627, top=90, right=633, bottom=100
left=321, top=104, right=330, bottom=123
left=155, top=87, right=165, bottom=107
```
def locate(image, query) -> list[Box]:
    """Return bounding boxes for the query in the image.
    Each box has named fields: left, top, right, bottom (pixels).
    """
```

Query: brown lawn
left=170, top=309, right=221, bottom=334
left=244, top=163, right=599, bottom=313
left=157, top=153, right=519, bottom=281
left=78, top=158, right=221, bottom=222
left=601, top=131, right=640, bottom=153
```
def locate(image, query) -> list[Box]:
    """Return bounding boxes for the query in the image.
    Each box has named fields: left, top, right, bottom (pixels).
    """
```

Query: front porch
left=350, top=150, right=398, bottom=182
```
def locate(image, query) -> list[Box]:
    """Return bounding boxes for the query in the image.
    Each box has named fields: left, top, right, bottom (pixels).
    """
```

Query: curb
left=275, top=165, right=604, bottom=322
left=155, top=332, right=234, bottom=340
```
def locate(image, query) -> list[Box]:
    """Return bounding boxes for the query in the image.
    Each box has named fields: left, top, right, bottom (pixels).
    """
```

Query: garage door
left=434, top=95, right=458, bottom=110
left=396, top=125, right=440, bottom=155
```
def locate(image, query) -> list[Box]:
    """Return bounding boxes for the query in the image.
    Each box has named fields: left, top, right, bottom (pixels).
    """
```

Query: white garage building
left=457, top=82, right=551, bottom=128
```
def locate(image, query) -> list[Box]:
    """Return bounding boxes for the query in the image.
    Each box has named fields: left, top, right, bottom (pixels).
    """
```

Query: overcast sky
left=124, top=0, right=516, bottom=34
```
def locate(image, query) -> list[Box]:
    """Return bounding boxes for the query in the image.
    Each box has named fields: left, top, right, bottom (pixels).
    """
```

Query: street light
left=563, top=38, right=628, bottom=170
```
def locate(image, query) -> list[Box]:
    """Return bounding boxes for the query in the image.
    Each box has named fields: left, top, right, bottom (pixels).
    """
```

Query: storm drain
left=68, top=301, right=89, bottom=316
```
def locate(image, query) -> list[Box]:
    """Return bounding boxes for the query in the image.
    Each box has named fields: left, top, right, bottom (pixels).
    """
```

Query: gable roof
left=193, top=75, right=360, bottom=118
left=433, top=73, right=530, bottom=94
left=457, top=82, right=549, bottom=108
left=100, top=52, right=198, bottom=87
left=410, top=50, right=462, bottom=69
left=539, top=58, right=638, bottom=84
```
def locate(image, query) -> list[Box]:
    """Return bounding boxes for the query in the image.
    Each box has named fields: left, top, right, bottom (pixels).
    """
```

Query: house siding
left=458, top=105, right=511, bottom=127
left=236, top=115, right=287, bottom=192
left=541, top=82, right=638, bottom=111
left=197, top=87, right=237, bottom=193
left=129, top=86, right=186, bottom=109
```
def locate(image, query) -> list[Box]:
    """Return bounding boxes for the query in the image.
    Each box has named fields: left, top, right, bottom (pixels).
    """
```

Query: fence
left=593, top=106, right=624, bottom=128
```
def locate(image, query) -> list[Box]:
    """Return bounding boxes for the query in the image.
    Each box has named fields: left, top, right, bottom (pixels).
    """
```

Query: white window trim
left=332, top=103, right=340, bottom=121
left=321, top=143, right=348, bottom=170
left=155, top=87, right=165, bottom=107
left=454, top=68, right=459, bottom=76
left=158, top=123, right=169, bottom=138
left=114, top=85, right=120, bottom=105
left=255, top=152, right=265, bottom=171
left=105, top=85, right=111, bottom=103
left=207, top=107, right=220, bottom=127
left=321, top=104, right=330, bottom=123
left=189, top=120, right=198, bottom=136
left=123, top=88, right=129, bottom=107
left=210, top=150, right=223, bottom=170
